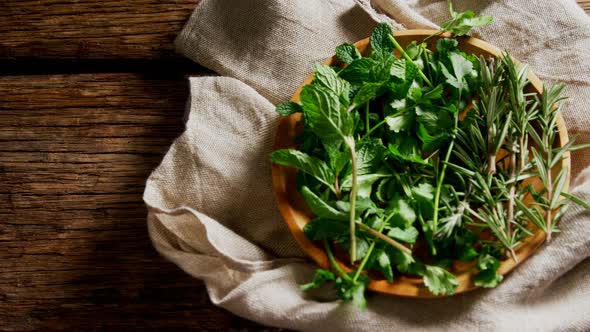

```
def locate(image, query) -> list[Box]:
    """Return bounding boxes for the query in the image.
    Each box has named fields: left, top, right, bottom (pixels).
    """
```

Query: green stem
left=388, top=35, right=433, bottom=87
left=432, top=112, right=458, bottom=236
left=345, top=137, right=358, bottom=264
left=362, top=118, right=387, bottom=140
left=324, top=240, right=353, bottom=283
left=365, top=102, right=370, bottom=134
left=352, top=223, right=386, bottom=283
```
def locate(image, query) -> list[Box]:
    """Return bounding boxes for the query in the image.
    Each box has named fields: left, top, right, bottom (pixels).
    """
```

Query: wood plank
left=1, top=1, right=586, bottom=62
left=0, top=73, right=273, bottom=330
left=0, top=0, right=198, bottom=60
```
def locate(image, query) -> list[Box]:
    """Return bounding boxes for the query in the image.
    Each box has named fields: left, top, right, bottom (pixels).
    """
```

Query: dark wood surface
left=0, top=1, right=588, bottom=331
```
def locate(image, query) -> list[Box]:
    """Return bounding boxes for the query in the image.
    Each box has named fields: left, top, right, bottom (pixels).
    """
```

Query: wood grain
left=0, top=74, right=275, bottom=331
left=0, top=1, right=587, bottom=61
left=0, top=0, right=198, bottom=60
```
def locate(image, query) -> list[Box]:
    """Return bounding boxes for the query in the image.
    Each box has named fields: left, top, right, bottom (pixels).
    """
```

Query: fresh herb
left=271, top=3, right=589, bottom=308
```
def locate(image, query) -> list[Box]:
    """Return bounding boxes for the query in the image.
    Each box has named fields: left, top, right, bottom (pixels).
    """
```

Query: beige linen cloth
left=144, top=1, right=590, bottom=330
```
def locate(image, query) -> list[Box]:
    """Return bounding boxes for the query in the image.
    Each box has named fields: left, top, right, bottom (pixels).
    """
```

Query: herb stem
left=365, top=102, right=370, bottom=134
left=362, top=118, right=387, bottom=139
left=545, top=132, right=554, bottom=242
left=388, top=35, right=433, bottom=87
left=432, top=112, right=458, bottom=237
left=356, top=222, right=412, bottom=255
left=324, top=240, right=353, bottom=283
left=345, top=137, right=359, bottom=263
left=352, top=222, right=386, bottom=283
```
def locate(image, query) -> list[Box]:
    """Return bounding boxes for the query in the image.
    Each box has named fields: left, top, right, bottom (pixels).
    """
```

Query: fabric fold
left=147, top=1, right=590, bottom=330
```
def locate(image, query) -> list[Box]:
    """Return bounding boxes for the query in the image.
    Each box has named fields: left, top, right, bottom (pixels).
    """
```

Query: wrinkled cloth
left=145, top=1, right=590, bottom=330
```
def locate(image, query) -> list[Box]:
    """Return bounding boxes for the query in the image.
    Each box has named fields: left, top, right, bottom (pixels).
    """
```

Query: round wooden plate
left=271, top=30, right=571, bottom=297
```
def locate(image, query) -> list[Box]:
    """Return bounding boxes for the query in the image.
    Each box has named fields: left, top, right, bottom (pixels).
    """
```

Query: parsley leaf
left=422, top=265, right=459, bottom=295
left=300, top=269, right=336, bottom=291
left=474, top=254, right=503, bottom=288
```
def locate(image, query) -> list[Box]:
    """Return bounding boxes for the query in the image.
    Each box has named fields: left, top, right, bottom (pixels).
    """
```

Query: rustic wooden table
left=1, top=1, right=588, bottom=330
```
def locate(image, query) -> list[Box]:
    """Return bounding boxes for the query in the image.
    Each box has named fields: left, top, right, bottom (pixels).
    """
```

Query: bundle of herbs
left=271, top=3, right=590, bottom=308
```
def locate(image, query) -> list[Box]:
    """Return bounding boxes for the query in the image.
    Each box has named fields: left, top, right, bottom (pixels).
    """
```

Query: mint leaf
left=336, top=43, right=362, bottom=64
left=300, top=186, right=348, bottom=221
left=300, top=84, right=354, bottom=142
left=370, top=23, right=395, bottom=59
left=323, top=139, right=349, bottom=175
left=352, top=82, right=383, bottom=107
left=275, top=101, right=302, bottom=116
left=342, top=173, right=390, bottom=198
left=303, top=217, right=348, bottom=240
left=422, top=265, right=459, bottom=295
left=300, top=269, right=336, bottom=291
left=271, top=149, right=335, bottom=188
left=388, top=226, right=419, bottom=244
left=313, top=64, right=351, bottom=104
left=339, top=58, right=375, bottom=83
left=355, top=139, right=386, bottom=175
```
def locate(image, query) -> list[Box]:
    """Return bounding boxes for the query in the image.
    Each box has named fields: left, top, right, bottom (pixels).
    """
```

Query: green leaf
left=422, top=265, right=459, bottom=296
left=271, top=149, right=335, bottom=189
left=387, top=198, right=417, bottom=228
left=334, top=274, right=370, bottom=309
left=353, top=82, right=383, bottom=107
left=474, top=254, right=503, bottom=288
left=388, top=143, right=429, bottom=165
left=339, top=58, right=375, bottom=83
left=323, top=139, right=350, bottom=175
left=370, top=248, right=394, bottom=282
left=275, top=101, right=302, bottom=116
left=386, top=110, right=415, bottom=133
left=370, top=23, right=395, bottom=59
left=440, top=52, right=474, bottom=91
left=390, top=59, right=406, bottom=80
left=335, top=43, right=362, bottom=64
left=355, top=139, right=386, bottom=175
left=388, top=226, right=419, bottom=244
left=342, top=173, right=390, bottom=198
left=413, top=183, right=435, bottom=201
left=561, top=192, right=590, bottom=210
left=435, top=38, right=458, bottom=54
left=301, top=186, right=348, bottom=221
left=313, top=64, right=351, bottom=104
left=300, top=84, right=354, bottom=142
left=303, top=217, right=348, bottom=240
left=474, top=268, right=503, bottom=288
left=441, top=7, right=493, bottom=36
left=388, top=248, right=415, bottom=272
left=300, top=269, right=336, bottom=291
left=417, top=124, right=450, bottom=152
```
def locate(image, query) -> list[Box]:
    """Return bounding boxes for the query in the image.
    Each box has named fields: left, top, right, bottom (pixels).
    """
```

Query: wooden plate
left=271, top=30, right=571, bottom=297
